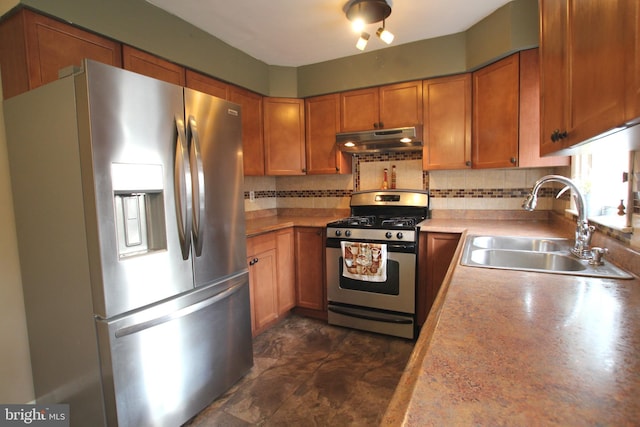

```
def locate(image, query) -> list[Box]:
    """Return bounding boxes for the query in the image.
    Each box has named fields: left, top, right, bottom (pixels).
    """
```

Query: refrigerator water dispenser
left=112, top=163, right=167, bottom=258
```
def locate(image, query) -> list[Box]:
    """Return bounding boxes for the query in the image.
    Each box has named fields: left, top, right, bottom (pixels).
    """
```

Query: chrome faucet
left=522, top=175, right=595, bottom=259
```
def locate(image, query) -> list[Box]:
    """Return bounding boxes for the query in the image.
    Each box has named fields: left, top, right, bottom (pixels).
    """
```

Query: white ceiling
left=145, top=0, right=514, bottom=67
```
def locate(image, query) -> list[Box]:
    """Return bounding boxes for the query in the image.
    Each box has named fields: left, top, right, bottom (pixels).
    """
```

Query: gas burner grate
left=341, top=215, right=377, bottom=226
left=380, top=217, right=418, bottom=227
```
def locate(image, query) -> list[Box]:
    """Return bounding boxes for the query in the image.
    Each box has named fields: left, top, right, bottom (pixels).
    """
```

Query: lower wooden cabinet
left=417, top=232, right=460, bottom=327
left=276, top=228, right=296, bottom=313
left=246, top=228, right=295, bottom=336
left=294, top=227, right=326, bottom=318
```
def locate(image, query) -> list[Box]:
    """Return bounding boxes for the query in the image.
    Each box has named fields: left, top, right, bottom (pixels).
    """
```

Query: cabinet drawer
left=247, top=232, right=277, bottom=256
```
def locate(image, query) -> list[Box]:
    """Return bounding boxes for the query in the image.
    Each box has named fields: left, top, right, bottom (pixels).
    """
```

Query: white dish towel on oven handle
left=341, top=241, right=387, bottom=282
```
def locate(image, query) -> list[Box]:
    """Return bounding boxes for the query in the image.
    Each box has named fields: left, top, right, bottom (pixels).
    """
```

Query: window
left=572, top=136, right=631, bottom=231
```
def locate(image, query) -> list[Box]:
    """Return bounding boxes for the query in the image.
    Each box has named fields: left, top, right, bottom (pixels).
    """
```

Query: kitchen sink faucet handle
left=589, top=247, right=608, bottom=266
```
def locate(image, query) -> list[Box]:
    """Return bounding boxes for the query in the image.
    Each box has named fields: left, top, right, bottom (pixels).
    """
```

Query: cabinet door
left=540, top=0, right=627, bottom=152
left=263, top=97, right=306, bottom=175
left=247, top=234, right=278, bottom=336
left=276, top=228, right=295, bottom=315
left=539, top=0, right=569, bottom=155
left=0, top=9, right=122, bottom=99
left=229, top=86, right=264, bottom=176
left=518, top=49, right=569, bottom=168
left=294, top=227, right=325, bottom=311
left=185, top=69, right=229, bottom=99
left=626, top=0, right=640, bottom=122
left=305, top=93, right=351, bottom=175
left=379, top=80, right=423, bottom=129
left=422, top=74, right=471, bottom=170
left=417, top=232, right=460, bottom=327
left=122, top=45, right=185, bottom=85
left=566, top=0, right=626, bottom=146
left=472, top=53, right=519, bottom=169
left=340, top=87, right=379, bottom=132
left=248, top=249, right=278, bottom=335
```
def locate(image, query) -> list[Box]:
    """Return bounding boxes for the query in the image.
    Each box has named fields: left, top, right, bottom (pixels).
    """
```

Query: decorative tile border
left=245, top=189, right=351, bottom=199
left=244, top=187, right=563, bottom=200
left=428, top=187, right=559, bottom=199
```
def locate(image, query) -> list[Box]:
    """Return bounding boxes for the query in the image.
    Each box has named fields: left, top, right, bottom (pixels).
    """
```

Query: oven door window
left=338, top=257, right=399, bottom=295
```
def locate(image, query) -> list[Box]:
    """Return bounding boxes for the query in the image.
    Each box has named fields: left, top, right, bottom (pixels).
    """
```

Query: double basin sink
left=461, top=235, right=633, bottom=279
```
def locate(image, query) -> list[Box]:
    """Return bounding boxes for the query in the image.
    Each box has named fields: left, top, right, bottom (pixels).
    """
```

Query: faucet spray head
left=522, top=193, right=537, bottom=211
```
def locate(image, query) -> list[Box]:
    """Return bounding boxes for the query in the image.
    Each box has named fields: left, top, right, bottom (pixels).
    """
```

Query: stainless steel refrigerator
left=4, top=60, right=253, bottom=426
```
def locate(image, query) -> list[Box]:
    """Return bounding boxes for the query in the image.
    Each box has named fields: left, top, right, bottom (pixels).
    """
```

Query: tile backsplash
left=243, top=152, right=569, bottom=213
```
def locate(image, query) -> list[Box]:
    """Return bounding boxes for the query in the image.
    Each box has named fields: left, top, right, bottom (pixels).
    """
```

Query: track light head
left=356, top=32, right=370, bottom=50
left=376, top=20, right=394, bottom=44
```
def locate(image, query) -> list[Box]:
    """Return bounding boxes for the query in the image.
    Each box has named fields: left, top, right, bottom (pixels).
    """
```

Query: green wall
left=16, top=0, right=538, bottom=97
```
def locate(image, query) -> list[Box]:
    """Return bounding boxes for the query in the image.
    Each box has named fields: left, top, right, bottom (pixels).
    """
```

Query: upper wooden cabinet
left=340, top=81, right=423, bottom=132
left=229, top=86, right=265, bottom=176
left=263, top=97, right=306, bottom=175
left=185, top=69, right=229, bottom=99
left=471, top=50, right=568, bottom=169
left=472, top=53, right=520, bottom=169
left=122, top=45, right=185, bottom=85
left=422, top=74, right=472, bottom=170
left=305, top=93, right=352, bottom=175
left=539, top=0, right=628, bottom=154
left=0, top=9, right=122, bottom=99
left=518, top=49, right=569, bottom=168
left=625, top=0, right=640, bottom=124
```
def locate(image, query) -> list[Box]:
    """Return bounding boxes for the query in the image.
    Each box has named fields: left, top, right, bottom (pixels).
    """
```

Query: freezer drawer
left=95, top=272, right=253, bottom=427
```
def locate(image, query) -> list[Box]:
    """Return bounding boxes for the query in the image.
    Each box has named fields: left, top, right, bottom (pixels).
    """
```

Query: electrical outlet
left=249, top=190, right=255, bottom=202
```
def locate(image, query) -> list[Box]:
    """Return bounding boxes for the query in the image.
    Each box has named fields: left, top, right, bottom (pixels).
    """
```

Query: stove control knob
left=335, top=230, right=342, bottom=237
left=345, top=230, right=352, bottom=237
left=385, top=231, right=393, bottom=239
left=397, top=232, right=404, bottom=239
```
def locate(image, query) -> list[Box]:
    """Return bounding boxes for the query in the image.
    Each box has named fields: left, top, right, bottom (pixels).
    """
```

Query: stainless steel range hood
left=336, top=126, right=423, bottom=153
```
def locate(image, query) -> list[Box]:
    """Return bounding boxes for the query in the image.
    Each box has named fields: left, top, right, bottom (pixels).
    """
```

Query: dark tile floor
left=185, top=314, right=415, bottom=426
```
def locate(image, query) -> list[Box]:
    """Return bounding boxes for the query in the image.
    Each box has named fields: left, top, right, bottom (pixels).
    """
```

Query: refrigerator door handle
left=114, top=274, right=246, bottom=338
left=187, top=115, right=205, bottom=257
left=174, top=116, right=192, bottom=260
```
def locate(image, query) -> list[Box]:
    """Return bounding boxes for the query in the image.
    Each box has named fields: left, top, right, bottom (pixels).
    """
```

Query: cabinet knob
left=249, top=257, right=259, bottom=266
left=379, top=121, right=384, bottom=128
left=550, top=129, right=568, bottom=142
left=335, top=167, right=340, bottom=172
left=465, top=161, right=472, bottom=167
left=510, top=157, right=517, bottom=164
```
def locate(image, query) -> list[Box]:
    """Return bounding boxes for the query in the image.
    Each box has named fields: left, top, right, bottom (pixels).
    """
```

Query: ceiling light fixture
left=356, top=32, right=370, bottom=50
left=345, top=0, right=394, bottom=51
left=376, top=19, right=394, bottom=44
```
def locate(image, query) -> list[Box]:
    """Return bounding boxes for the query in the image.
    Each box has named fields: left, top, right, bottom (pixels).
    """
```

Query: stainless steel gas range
left=326, top=189, right=429, bottom=339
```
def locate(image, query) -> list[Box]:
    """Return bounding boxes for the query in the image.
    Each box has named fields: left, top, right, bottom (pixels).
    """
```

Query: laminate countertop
left=383, top=218, right=640, bottom=426
left=245, top=215, right=342, bottom=237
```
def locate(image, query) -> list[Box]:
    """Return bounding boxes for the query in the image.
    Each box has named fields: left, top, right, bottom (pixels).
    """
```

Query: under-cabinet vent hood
left=336, top=126, right=423, bottom=153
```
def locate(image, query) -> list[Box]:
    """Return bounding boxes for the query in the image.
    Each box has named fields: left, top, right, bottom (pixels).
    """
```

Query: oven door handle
left=328, top=306, right=413, bottom=324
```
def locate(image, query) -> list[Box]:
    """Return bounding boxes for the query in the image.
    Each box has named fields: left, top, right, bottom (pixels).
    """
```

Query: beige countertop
left=383, top=218, right=640, bottom=426
left=245, top=214, right=342, bottom=237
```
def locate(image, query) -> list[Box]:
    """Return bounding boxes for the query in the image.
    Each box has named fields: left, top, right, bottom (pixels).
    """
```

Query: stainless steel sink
left=470, top=235, right=566, bottom=252
left=461, top=235, right=633, bottom=279
left=468, top=249, right=586, bottom=272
